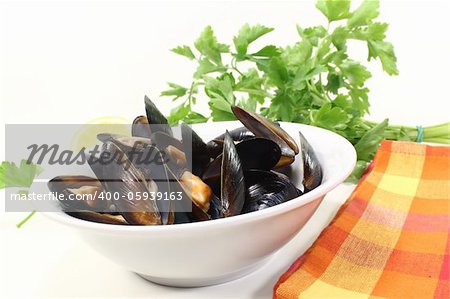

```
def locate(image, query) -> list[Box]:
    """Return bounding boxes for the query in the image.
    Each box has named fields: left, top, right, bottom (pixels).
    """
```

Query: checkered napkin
left=274, top=140, right=450, bottom=298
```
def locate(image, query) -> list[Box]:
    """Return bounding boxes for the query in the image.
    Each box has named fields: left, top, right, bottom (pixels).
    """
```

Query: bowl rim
left=43, top=121, right=356, bottom=234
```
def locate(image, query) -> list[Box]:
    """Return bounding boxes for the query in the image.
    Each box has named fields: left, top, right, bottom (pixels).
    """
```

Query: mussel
left=132, top=115, right=152, bottom=139
left=95, top=134, right=164, bottom=189
left=67, top=211, right=128, bottom=225
left=95, top=135, right=181, bottom=225
left=214, top=131, right=245, bottom=217
left=298, top=131, right=322, bottom=192
left=131, top=96, right=173, bottom=139
left=87, top=142, right=162, bottom=225
left=151, top=131, right=186, bottom=169
left=145, top=96, right=173, bottom=137
left=231, top=106, right=299, bottom=167
left=48, top=175, right=107, bottom=211
left=181, top=124, right=210, bottom=176
left=205, top=126, right=255, bottom=158
left=201, top=137, right=281, bottom=182
left=146, top=129, right=214, bottom=215
left=48, top=175, right=128, bottom=225
left=50, top=99, right=323, bottom=226
left=242, top=170, right=301, bottom=213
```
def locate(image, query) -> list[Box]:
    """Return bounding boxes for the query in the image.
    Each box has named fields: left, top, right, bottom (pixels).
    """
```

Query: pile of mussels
left=48, top=97, right=322, bottom=225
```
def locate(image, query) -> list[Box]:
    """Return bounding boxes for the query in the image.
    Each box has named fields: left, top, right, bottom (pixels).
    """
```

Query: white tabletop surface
left=0, top=184, right=355, bottom=299
left=1, top=0, right=449, bottom=298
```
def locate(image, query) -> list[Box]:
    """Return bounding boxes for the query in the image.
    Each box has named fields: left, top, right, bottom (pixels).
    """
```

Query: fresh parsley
left=0, top=160, right=43, bottom=189
left=162, top=0, right=449, bottom=182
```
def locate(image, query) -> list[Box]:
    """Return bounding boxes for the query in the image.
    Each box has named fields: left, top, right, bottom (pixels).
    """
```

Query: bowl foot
left=135, top=256, right=272, bottom=287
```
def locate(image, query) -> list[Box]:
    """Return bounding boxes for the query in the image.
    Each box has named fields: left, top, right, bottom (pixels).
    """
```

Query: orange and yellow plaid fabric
left=274, top=140, right=450, bottom=298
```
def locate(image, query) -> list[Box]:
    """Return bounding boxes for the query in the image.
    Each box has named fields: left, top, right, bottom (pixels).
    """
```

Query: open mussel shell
left=150, top=131, right=187, bottom=172
left=145, top=95, right=173, bottom=137
left=132, top=115, right=152, bottom=139
left=231, top=106, right=298, bottom=167
left=48, top=175, right=109, bottom=212
left=159, top=157, right=213, bottom=220
left=151, top=131, right=183, bottom=150
left=132, top=144, right=175, bottom=225
left=205, top=126, right=255, bottom=159
left=298, top=131, right=322, bottom=192
left=97, top=133, right=152, bottom=152
left=242, top=170, right=301, bottom=213
left=48, top=175, right=127, bottom=225
left=179, top=171, right=212, bottom=214
left=147, top=129, right=213, bottom=219
left=87, top=142, right=162, bottom=225
left=165, top=167, right=211, bottom=223
left=181, top=124, right=210, bottom=176
left=202, top=137, right=281, bottom=182
left=67, top=211, right=128, bottom=225
left=218, top=131, right=245, bottom=217
left=96, top=134, right=163, bottom=189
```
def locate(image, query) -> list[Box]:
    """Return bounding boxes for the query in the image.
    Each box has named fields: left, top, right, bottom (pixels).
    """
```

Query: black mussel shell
left=145, top=95, right=173, bottom=137
left=181, top=124, right=210, bottom=177
left=298, top=131, right=322, bottom=192
left=206, top=126, right=255, bottom=159
left=202, top=137, right=281, bottom=181
left=231, top=106, right=298, bottom=167
left=242, top=170, right=301, bottom=213
left=207, top=194, right=222, bottom=219
left=66, top=211, right=128, bottom=225
left=151, top=131, right=183, bottom=151
left=220, top=131, right=245, bottom=217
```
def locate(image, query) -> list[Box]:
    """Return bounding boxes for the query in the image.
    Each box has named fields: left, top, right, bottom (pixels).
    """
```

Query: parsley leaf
left=204, top=74, right=235, bottom=104
left=312, top=103, right=350, bottom=131
left=340, top=60, right=372, bottom=87
left=194, top=58, right=227, bottom=78
left=194, top=26, right=229, bottom=65
left=171, top=45, right=196, bottom=60
left=0, top=160, right=43, bottom=189
left=350, top=22, right=388, bottom=41
left=354, top=118, right=388, bottom=161
left=316, top=0, right=351, bottom=22
left=331, top=26, right=349, bottom=50
left=347, top=0, right=380, bottom=28
left=184, top=112, right=209, bottom=124
left=368, top=40, right=399, bottom=75
left=251, top=45, right=280, bottom=58
left=233, top=24, right=274, bottom=57
left=160, top=82, right=188, bottom=98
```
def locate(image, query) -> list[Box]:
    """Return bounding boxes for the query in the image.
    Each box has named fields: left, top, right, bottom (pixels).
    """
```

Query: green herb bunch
left=162, top=0, right=450, bottom=181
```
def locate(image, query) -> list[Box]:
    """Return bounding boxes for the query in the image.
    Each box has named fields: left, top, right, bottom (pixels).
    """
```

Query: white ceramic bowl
left=45, top=121, right=356, bottom=287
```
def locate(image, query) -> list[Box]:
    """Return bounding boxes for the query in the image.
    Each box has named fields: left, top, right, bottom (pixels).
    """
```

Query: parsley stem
left=16, top=210, right=36, bottom=228
left=364, top=120, right=450, bottom=144
left=231, top=57, right=244, bottom=76
left=424, top=137, right=450, bottom=144
left=187, top=81, right=197, bottom=107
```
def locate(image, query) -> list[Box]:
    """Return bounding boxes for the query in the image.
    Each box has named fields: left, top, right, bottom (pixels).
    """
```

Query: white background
left=1, top=0, right=449, bottom=298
